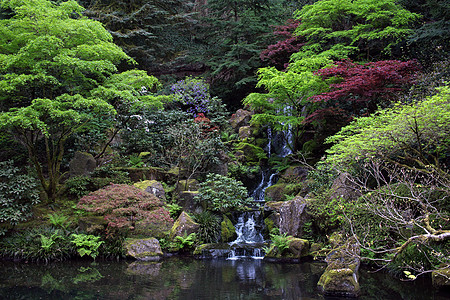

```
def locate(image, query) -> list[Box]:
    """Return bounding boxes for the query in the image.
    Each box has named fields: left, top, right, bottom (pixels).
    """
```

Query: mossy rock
left=169, top=211, right=200, bottom=240
left=432, top=266, right=450, bottom=288
left=178, top=191, right=200, bottom=212
left=134, top=180, right=166, bottom=200
left=124, top=238, right=163, bottom=261
left=265, top=238, right=310, bottom=260
left=221, top=215, right=237, bottom=242
left=114, top=167, right=165, bottom=182
left=317, top=268, right=360, bottom=297
left=238, top=126, right=252, bottom=140
left=234, top=142, right=267, bottom=164
left=264, top=218, right=275, bottom=236
left=176, top=179, right=199, bottom=193
left=264, top=183, right=288, bottom=202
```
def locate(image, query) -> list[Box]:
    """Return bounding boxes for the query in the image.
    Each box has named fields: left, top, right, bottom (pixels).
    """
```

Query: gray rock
left=69, top=151, right=96, bottom=177
left=134, top=180, right=166, bottom=200
left=331, top=172, right=361, bottom=201
left=124, top=238, right=163, bottom=261
left=265, top=196, right=309, bottom=237
left=317, top=236, right=361, bottom=297
left=169, top=211, right=199, bottom=239
left=229, top=109, right=253, bottom=132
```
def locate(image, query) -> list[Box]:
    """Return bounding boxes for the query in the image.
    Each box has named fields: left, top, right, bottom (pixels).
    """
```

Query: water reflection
left=0, top=258, right=448, bottom=300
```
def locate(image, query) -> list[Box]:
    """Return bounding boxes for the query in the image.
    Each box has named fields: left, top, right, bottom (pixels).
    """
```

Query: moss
left=264, top=218, right=275, bottom=235
left=133, top=180, right=159, bottom=190
left=193, top=243, right=214, bottom=255
left=169, top=211, right=199, bottom=239
left=176, top=179, right=199, bottom=193
left=221, top=215, right=237, bottom=242
left=432, top=266, right=450, bottom=287
left=264, top=183, right=288, bottom=202
left=317, top=268, right=360, bottom=295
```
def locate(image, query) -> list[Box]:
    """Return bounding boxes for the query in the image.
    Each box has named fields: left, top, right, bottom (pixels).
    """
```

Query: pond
left=0, top=258, right=448, bottom=299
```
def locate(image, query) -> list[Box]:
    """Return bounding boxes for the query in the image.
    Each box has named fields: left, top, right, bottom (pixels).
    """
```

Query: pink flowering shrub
left=78, top=184, right=173, bottom=235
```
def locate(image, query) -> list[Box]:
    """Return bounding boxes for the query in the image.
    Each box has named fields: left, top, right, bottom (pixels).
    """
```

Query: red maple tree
left=260, top=19, right=304, bottom=69
left=304, top=59, right=421, bottom=125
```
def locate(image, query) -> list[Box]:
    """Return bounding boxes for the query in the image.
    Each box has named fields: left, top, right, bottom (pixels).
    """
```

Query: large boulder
left=124, top=238, right=163, bottom=261
left=280, top=166, right=308, bottom=182
left=229, top=109, right=252, bottom=132
left=176, top=179, right=199, bottom=193
left=264, top=237, right=310, bottom=261
left=221, top=215, right=237, bottom=242
left=432, top=265, right=450, bottom=288
left=317, top=236, right=361, bottom=297
left=264, top=183, right=288, bottom=202
left=169, top=211, right=200, bottom=239
left=265, top=196, right=309, bottom=237
left=134, top=180, right=166, bottom=200
left=69, top=151, right=96, bottom=177
left=331, top=172, right=361, bottom=201
left=238, top=126, right=252, bottom=140
left=178, top=191, right=200, bottom=212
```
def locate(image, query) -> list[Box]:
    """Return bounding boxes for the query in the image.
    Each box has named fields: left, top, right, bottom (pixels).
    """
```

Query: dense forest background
left=0, top=0, right=448, bottom=283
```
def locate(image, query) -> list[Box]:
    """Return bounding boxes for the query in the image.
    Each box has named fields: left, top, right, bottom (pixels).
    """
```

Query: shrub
left=71, top=233, right=103, bottom=260
left=0, top=227, right=75, bottom=262
left=170, top=77, right=211, bottom=116
left=77, top=184, right=173, bottom=233
left=195, top=174, right=252, bottom=213
left=0, top=160, right=40, bottom=231
left=194, top=211, right=221, bottom=243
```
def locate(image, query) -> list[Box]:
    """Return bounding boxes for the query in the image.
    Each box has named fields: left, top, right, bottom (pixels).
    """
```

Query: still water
left=0, top=258, right=448, bottom=300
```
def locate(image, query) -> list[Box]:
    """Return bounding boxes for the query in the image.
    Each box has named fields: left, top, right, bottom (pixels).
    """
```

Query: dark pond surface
left=0, top=258, right=448, bottom=300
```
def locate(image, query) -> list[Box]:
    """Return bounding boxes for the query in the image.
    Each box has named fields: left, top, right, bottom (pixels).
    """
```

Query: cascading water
left=227, top=127, right=292, bottom=260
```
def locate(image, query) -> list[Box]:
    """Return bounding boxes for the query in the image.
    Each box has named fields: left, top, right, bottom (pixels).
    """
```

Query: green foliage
left=0, top=160, right=40, bottom=230
left=64, top=168, right=131, bottom=199
left=78, top=0, right=194, bottom=75
left=193, top=0, right=287, bottom=103
left=70, top=233, right=103, bottom=259
left=243, top=55, right=332, bottom=152
left=325, top=85, right=450, bottom=173
left=164, top=120, right=224, bottom=177
left=264, top=229, right=292, bottom=254
left=294, top=0, right=420, bottom=58
left=174, top=233, right=197, bottom=251
left=166, top=203, right=182, bottom=220
left=0, top=0, right=132, bottom=110
left=0, top=226, right=75, bottom=262
left=227, top=162, right=260, bottom=181
left=195, top=173, right=252, bottom=213
left=47, top=213, right=71, bottom=231
left=0, top=94, right=115, bottom=201
left=194, top=211, right=221, bottom=243
left=307, top=195, right=349, bottom=236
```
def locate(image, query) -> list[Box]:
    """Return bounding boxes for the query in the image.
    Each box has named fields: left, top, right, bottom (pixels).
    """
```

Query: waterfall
left=231, top=212, right=264, bottom=244
left=227, top=126, right=292, bottom=259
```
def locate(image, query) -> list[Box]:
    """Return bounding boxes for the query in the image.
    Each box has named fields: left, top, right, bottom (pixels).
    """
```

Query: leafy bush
left=195, top=174, right=252, bottom=213
left=0, top=227, right=75, bottom=262
left=71, top=233, right=103, bottom=260
left=65, top=167, right=131, bottom=198
left=77, top=184, right=173, bottom=232
left=194, top=211, right=221, bottom=243
left=47, top=213, right=71, bottom=231
left=263, top=229, right=292, bottom=255
left=170, top=77, right=211, bottom=116
left=0, top=161, right=40, bottom=230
